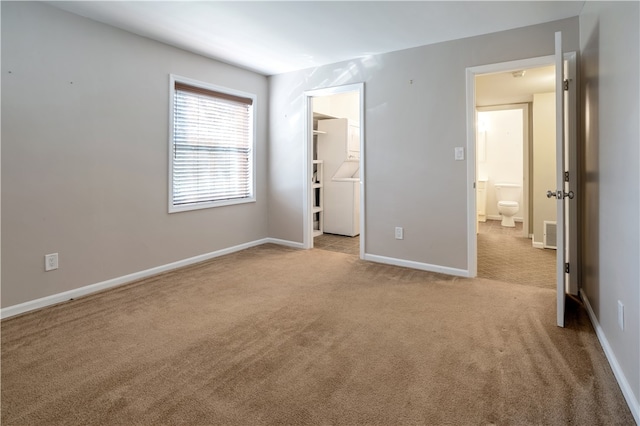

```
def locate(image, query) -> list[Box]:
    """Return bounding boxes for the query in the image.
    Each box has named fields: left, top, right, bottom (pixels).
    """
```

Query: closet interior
left=312, top=93, right=360, bottom=238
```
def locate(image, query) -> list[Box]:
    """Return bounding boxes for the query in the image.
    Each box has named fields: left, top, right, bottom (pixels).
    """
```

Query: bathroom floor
left=477, top=219, right=523, bottom=236
left=313, top=233, right=360, bottom=256
left=477, top=219, right=556, bottom=289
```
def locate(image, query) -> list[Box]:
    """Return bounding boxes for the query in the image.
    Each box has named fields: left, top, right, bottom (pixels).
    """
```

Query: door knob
left=547, top=190, right=574, bottom=199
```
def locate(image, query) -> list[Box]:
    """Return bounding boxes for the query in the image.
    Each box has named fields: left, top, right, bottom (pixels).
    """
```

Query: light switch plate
left=455, top=147, right=465, bottom=161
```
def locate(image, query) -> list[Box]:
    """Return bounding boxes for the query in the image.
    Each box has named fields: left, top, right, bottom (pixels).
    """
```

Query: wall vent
left=543, top=221, right=557, bottom=249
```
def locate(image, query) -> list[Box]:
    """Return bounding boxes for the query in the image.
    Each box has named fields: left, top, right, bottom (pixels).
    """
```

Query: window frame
left=168, top=74, right=257, bottom=213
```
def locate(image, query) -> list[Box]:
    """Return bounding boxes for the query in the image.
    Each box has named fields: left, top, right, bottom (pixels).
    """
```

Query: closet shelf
left=313, top=112, right=337, bottom=120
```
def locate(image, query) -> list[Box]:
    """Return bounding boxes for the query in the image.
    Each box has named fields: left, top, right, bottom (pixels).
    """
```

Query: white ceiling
left=49, top=1, right=585, bottom=76
left=476, top=65, right=556, bottom=106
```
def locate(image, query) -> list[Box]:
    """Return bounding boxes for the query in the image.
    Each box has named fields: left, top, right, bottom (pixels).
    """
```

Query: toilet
left=495, top=183, right=521, bottom=227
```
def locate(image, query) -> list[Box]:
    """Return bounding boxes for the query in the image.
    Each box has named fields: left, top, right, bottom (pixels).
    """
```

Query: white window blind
left=170, top=79, right=255, bottom=211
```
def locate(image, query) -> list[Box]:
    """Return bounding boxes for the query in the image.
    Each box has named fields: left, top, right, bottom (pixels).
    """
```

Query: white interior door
left=554, top=32, right=567, bottom=327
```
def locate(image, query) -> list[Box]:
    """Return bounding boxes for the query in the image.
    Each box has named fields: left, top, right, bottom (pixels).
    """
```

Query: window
left=169, top=75, right=256, bottom=212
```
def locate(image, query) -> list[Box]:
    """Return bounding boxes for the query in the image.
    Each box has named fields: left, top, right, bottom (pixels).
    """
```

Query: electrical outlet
left=617, top=301, right=624, bottom=330
left=45, top=253, right=58, bottom=272
left=395, top=227, right=403, bottom=240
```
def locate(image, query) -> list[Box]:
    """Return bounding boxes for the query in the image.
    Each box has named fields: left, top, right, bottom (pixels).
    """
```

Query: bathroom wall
left=477, top=108, right=524, bottom=221
left=532, top=92, right=557, bottom=245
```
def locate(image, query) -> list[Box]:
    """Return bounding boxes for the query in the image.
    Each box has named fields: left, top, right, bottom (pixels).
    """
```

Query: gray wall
left=580, top=1, right=640, bottom=410
left=1, top=2, right=269, bottom=307
left=268, top=18, right=579, bottom=270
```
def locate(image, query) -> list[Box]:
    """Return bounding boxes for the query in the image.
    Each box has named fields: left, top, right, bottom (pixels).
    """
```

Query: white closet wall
left=317, top=118, right=360, bottom=237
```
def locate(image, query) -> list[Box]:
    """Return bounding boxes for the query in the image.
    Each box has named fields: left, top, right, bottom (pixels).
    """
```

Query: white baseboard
left=532, top=240, right=544, bottom=249
left=0, top=238, right=301, bottom=320
left=363, top=253, right=469, bottom=277
left=581, top=291, right=640, bottom=424
left=263, top=238, right=305, bottom=249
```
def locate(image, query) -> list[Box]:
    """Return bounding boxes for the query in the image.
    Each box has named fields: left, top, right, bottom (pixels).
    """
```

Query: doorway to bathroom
left=303, top=84, right=364, bottom=258
left=468, top=51, right=578, bottom=284
left=475, top=82, right=558, bottom=289
left=466, top=43, right=579, bottom=327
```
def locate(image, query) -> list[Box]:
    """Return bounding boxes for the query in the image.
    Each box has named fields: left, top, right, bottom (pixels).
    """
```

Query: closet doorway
left=303, top=83, right=364, bottom=258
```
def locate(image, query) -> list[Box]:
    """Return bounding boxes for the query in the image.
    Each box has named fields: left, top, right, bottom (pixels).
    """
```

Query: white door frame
left=564, top=51, right=578, bottom=296
left=466, top=53, right=577, bottom=281
left=303, top=83, right=365, bottom=258
left=554, top=31, right=567, bottom=327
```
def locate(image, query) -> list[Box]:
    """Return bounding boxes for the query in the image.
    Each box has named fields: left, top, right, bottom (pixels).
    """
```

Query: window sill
left=169, top=197, right=256, bottom=214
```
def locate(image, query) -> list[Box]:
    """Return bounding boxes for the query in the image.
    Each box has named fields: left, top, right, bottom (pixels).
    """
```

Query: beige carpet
left=314, top=233, right=360, bottom=256
left=1, top=244, right=634, bottom=425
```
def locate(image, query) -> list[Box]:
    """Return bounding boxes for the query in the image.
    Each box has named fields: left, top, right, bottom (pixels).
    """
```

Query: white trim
left=263, top=238, right=305, bottom=249
left=303, top=94, right=313, bottom=249
left=303, top=83, right=365, bottom=257
left=531, top=240, right=545, bottom=249
left=0, top=238, right=301, bottom=319
left=554, top=31, right=566, bottom=328
left=466, top=67, right=477, bottom=277
left=358, top=87, right=366, bottom=260
left=564, top=51, right=579, bottom=296
left=581, top=291, right=640, bottom=424
left=363, top=253, right=469, bottom=278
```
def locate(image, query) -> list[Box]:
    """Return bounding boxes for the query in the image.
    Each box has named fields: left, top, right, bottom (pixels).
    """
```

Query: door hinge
left=565, top=263, right=570, bottom=274
left=564, top=171, right=570, bottom=182
left=564, top=79, right=569, bottom=91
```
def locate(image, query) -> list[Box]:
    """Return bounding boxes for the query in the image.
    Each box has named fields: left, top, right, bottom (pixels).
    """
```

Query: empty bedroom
left=2, top=1, right=638, bottom=424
